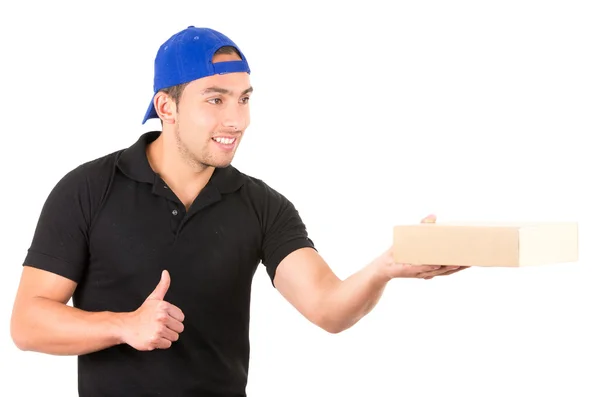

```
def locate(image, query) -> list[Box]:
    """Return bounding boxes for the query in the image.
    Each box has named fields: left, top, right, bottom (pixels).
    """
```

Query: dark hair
left=158, top=45, right=241, bottom=107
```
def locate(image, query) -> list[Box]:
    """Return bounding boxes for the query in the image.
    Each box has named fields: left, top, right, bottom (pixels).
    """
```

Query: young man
left=11, top=26, right=466, bottom=396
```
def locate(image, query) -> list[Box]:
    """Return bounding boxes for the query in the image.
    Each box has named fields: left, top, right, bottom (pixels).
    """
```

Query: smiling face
left=155, top=51, right=252, bottom=169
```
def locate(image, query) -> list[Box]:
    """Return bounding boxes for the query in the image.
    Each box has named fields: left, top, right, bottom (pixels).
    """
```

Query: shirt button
left=172, top=209, right=178, bottom=216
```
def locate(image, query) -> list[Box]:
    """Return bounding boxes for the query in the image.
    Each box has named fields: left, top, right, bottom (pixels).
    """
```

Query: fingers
left=152, top=338, right=172, bottom=350
left=158, top=301, right=184, bottom=333
left=165, top=316, right=184, bottom=334
left=419, top=267, right=457, bottom=279
left=387, top=263, right=452, bottom=279
left=153, top=301, right=184, bottom=340
left=408, top=265, right=445, bottom=275
left=166, top=303, right=185, bottom=322
left=160, top=325, right=181, bottom=342
left=146, top=309, right=183, bottom=350
left=421, top=214, right=437, bottom=223
left=420, top=266, right=469, bottom=279
left=144, top=332, right=174, bottom=350
left=437, top=266, right=469, bottom=276
left=388, top=263, right=468, bottom=280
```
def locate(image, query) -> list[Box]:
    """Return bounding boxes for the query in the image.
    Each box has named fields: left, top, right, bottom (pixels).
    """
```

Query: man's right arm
left=10, top=266, right=125, bottom=355
left=12, top=162, right=184, bottom=356
left=10, top=266, right=184, bottom=356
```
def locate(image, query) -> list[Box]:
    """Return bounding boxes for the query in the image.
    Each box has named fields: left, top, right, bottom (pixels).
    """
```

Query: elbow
left=307, top=299, right=358, bottom=334
left=313, top=312, right=349, bottom=334
left=12, top=336, right=31, bottom=352
left=323, top=325, right=345, bottom=334
left=10, top=320, right=30, bottom=351
left=321, top=321, right=350, bottom=334
left=10, top=310, right=34, bottom=351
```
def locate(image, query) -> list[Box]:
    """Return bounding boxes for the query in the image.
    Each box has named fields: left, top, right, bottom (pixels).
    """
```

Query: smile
left=212, top=137, right=236, bottom=144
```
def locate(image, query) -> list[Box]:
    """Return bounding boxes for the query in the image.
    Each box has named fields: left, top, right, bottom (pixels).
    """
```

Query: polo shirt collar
left=117, top=131, right=245, bottom=194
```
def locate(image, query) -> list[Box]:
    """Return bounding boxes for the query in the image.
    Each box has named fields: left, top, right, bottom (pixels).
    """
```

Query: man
left=10, top=26, right=466, bottom=396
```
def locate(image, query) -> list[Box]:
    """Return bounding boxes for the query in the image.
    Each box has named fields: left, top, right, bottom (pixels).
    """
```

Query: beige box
left=393, top=222, right=578, bottom=267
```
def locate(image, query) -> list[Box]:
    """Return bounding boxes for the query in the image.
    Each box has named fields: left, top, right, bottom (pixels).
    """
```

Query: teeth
left=213, top=137, right=235, bottom=144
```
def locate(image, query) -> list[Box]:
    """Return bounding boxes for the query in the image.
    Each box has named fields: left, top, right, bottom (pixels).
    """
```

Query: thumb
left=421, top=214, right=437, bottom=223
left=147, top=270, right=170, bottom=300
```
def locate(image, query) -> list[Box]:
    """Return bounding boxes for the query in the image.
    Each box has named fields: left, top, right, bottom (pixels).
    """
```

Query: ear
left=154, top=92, right=177, bottom=124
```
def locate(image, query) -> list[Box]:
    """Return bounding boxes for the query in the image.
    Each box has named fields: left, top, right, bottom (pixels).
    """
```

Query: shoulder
left=232, top=167, right=305, bottom=228
left=51, top=149, right=124, bottom=193
left=49, top=147, right=120, bottom=182
left=59, top=149, right=124, bottom=186
left=41, top=149, right=125, bottom=221
left=236, top=168, right=288, bottom=203
left=233, top=169, right=298, bottom=222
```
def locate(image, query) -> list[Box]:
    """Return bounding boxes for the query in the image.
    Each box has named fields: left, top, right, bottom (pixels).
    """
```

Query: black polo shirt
left=23, top=130, right=315, bottom=397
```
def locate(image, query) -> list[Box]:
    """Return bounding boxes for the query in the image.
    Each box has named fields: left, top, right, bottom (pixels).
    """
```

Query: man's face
left=172, top=52, right=252, bottom=169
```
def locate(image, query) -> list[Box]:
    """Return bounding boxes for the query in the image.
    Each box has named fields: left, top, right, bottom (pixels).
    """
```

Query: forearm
left=11, top=297, right=125, bottom=356
left=319, top=261, right=389, bottom=333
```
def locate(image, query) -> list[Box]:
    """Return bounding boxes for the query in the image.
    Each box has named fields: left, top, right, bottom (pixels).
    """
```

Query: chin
left=206, top=157, right=234, bottom=169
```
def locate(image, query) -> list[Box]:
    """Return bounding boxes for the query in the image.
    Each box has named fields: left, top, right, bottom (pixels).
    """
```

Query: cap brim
left=142, top=97, right=158, bottom=124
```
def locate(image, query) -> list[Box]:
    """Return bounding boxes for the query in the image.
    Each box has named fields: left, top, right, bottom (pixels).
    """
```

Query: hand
left=378, top=214, right=469, bottom=281
left=120, top=270, right=185, bottom=351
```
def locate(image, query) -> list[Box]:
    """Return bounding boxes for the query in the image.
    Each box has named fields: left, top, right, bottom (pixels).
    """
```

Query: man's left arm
left=273, top=215, right=467, bottom=334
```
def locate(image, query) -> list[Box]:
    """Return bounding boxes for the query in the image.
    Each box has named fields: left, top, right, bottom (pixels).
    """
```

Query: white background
left=1, top=1, right=599, bottom=396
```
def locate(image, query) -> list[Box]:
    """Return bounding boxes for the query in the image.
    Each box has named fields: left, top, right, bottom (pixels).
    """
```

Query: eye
left=240, top=96, right=250, bottom=104
left=208, top=98, right=222, bottom=105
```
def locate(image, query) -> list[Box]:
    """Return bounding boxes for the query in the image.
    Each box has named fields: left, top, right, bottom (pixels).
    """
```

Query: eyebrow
left=201, top=86, right=253, bottom=96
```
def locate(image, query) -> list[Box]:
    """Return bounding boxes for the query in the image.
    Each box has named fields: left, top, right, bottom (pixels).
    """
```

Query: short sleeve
left=258, top=186, right=316, bottom=285
left=23, top=166, right=93, bottom=283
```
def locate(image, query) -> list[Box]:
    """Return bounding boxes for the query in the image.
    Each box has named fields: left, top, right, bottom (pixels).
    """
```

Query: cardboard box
left=392, top=222, right=578, bottom=267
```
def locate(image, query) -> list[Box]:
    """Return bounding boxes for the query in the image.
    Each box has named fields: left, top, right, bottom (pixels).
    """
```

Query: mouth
left=211, top=136, right=238, bottom=151
left=212, top=136, right=236, bottom=145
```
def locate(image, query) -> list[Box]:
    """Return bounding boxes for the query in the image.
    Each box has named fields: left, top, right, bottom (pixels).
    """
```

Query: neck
left=146, top=131, right=214, bottom=208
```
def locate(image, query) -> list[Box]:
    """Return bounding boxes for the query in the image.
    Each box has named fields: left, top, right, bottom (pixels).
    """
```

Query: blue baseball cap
left=142, top=26, right=251, bottom=124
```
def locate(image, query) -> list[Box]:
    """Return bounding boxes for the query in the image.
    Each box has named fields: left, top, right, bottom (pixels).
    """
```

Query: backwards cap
left=142, top=26, right=251, bottom=124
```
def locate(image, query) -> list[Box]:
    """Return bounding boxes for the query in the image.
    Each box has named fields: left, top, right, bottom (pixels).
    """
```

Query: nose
left=221, top=102, right=248, bottom=132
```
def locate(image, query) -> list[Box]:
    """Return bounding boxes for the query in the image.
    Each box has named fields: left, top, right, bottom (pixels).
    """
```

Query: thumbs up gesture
left=120, top=270, right=185, bottom=351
